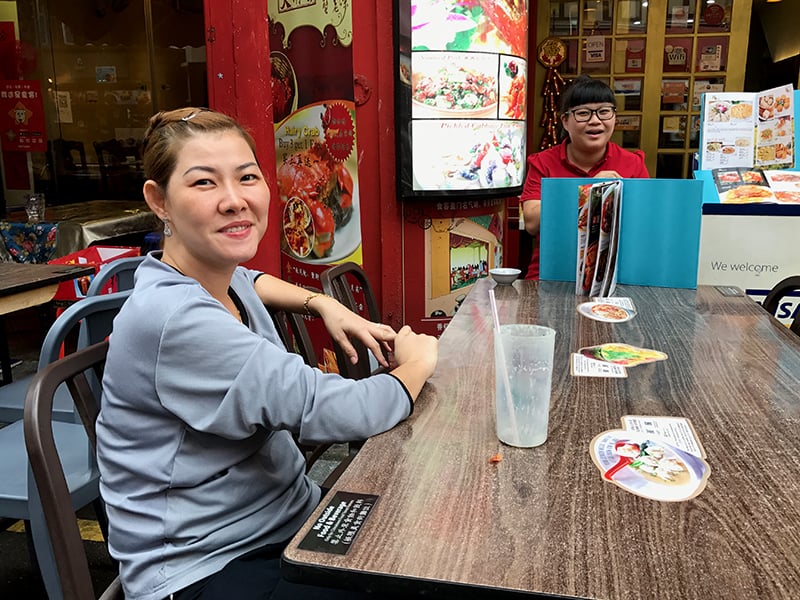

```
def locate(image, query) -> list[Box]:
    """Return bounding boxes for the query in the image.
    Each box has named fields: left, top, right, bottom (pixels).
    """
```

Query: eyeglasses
left=567, top=106, right=616, bottom=122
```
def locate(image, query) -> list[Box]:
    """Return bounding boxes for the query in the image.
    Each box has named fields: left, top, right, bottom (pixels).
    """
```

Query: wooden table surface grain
left=283, top=279, right=800, bottom=599
left=0, top=263, right=96, bottom=315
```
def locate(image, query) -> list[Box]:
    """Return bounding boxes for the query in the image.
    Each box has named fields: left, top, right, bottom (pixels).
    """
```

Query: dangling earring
left=163, top=218, right=172, bottom=237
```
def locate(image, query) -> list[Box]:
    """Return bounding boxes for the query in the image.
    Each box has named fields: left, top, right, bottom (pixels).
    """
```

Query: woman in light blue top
left=96, top=107, right=438, bottom=600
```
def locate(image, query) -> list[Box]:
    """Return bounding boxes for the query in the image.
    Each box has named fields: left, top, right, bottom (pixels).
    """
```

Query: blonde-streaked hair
left=141, top=107, right=258, bottom=188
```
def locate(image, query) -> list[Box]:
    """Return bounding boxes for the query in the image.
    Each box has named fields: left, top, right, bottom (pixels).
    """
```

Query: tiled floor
left=0, top=308, right=350, bottom=597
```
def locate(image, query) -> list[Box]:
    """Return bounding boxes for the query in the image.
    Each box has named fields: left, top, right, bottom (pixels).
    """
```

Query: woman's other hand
left=595, top=170, right=622, bottom=178
left=311, top=295, right=396, bottom=367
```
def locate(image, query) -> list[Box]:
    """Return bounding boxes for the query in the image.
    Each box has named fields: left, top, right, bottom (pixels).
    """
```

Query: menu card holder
left=540, top=178, right=703, bottom=289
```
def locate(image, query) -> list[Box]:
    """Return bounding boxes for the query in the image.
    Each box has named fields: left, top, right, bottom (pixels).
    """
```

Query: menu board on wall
left=396, top=0, right=529, bottom=200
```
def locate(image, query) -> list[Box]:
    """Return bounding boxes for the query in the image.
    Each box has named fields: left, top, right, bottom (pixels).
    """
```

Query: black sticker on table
left=298, top=491, right=379, bottom=555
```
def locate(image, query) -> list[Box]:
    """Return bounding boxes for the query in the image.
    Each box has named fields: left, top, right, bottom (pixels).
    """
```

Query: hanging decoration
left=536, top=37, right=567, bottom=151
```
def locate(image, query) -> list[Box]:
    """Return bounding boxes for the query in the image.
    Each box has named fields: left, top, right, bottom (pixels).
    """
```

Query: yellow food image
left=723, top=184, right=774, bottom=204
left=757, top=145, right=776, bottom=162
left=730, top=103, right=753, bottom=119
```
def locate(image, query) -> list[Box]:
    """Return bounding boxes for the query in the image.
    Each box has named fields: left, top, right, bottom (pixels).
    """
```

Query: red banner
left=0, top=79, right=47, bottom=152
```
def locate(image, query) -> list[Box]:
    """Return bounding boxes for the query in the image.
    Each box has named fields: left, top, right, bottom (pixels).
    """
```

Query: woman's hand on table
left=389, top=325, right=439, bottom=401
left=311, top=294, right=396, bottom=367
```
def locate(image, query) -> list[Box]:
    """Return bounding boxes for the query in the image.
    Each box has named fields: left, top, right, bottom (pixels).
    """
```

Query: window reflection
left=4, top=0, right=206, bottom=209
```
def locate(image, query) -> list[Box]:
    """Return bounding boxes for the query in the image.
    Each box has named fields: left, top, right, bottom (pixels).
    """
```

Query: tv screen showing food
left=395, top=0, right=529, bottom=200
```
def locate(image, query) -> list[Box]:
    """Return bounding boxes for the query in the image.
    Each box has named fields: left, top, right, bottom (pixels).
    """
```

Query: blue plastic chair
left=0, top=256, right=143, bottom=424
left=84, top=255, right=144, bottom=298
left=0, top=291, right=131, bottom=599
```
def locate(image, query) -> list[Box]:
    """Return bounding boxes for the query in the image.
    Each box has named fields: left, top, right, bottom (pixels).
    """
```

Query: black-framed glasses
left=568, top=106, right=616, bottom=122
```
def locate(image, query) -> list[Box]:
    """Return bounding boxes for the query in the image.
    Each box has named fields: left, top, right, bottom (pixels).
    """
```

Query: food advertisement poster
left=397, top=0, right=529, bottom=198
left=699, top=84, right=794, bottom=171
left=269, top=1, right=362, bottom=280
left=402, top=198, right=505, bottom=335
left=268, top=1, right=362, bottom=371
left=0, top=80, right=47, bottom=152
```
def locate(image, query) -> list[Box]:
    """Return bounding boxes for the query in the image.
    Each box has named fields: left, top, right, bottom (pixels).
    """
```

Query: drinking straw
left=488, top=288, right=521, bottom=446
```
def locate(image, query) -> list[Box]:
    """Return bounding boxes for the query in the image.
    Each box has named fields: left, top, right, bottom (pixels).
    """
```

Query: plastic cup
left=25, top=193, right=46, bottom=223
left=494, top=324, right=556, bottom=448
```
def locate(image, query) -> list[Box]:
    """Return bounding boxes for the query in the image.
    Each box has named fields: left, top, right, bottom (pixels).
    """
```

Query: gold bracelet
left=303, top=292, right=328, bottom=316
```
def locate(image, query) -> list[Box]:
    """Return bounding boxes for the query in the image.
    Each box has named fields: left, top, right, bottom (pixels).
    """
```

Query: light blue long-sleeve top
left=96, top=254, right=411, bottom=600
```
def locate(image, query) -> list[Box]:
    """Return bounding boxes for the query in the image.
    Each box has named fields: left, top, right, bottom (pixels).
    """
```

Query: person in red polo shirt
left=520, top=75, right=650, bottom=280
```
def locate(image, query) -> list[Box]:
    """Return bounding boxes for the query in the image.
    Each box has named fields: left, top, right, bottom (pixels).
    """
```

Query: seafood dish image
left=577, top=302, right=635, bottom=323
left=775, top=191, right=800, bottom=204
left=412, top=120, right=524, bottom=190
left=276, top=104, right=360, bottom=262
left=412, top=65, right=497, bottom=115
left=579, top=343, right=667, bottom=366
left=766, top=171, right=800, bottom=183
left=723, top=184, right=775, bottom=204
left=590, top=430, right=710, bottom=502
left=740, top=171, right=764, bottom=184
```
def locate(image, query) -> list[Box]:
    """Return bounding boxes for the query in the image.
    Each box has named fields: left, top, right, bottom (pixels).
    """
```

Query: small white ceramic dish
left=489, top=268, right=521, bottom=285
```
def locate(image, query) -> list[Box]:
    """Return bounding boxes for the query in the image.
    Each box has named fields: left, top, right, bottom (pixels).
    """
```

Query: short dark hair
left=559, top=75, right=616, bottom=113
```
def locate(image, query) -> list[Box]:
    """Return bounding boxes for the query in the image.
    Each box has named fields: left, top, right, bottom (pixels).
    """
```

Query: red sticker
left=320, top=102, right=354, bottom=162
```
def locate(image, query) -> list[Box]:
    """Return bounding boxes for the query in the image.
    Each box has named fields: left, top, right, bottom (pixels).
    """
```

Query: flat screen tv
left=395, top=0, right=529, bottom=200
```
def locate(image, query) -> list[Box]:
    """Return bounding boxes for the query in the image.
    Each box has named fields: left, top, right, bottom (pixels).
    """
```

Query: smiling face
left=561, top=102, right=616, bottom=157
left=144, top=130, right=269, bottom=277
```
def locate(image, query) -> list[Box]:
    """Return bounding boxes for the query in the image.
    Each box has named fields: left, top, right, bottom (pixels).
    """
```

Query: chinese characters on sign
left=0, top=80, right=47, bottom=152
left=298, top=491, right=379, bottom=555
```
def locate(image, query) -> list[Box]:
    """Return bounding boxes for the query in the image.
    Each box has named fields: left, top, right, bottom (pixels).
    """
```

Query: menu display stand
left=539, top=178, right=704, bottom=289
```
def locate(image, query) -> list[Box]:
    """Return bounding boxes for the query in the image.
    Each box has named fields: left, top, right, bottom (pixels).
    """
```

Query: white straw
left=489, top=288, right=521, bottom=446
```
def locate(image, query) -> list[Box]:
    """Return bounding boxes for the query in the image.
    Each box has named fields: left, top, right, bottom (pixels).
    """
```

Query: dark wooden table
left=0, top=262, right=96, bottom=384
left=282, top=278, right=800, bottom=599
left=0, top=263, right=96, bottom=316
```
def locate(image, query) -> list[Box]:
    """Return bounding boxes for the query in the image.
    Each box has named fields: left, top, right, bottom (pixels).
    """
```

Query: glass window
left=698, top=0, right=733, bottom=33
left=582, top=0, right=613, bottom=36
left=665, top=0, right=696, bottom=34
left=661, top=78, right=689, bottom=111
left=663, top=37, right=693, bottom=72
left=613, top=115, right=642, bottom=149
left=581, top=36, right=612, bottom=73
left=692, top=77, right=725, bottom=111
left=615, top=0, right=647, bottom=34
left=550, top=0, right=580, bottom=36
left=659, top=115, right=687, bottom=148
left=612, top=38, right=645, bottom=74
left=696, top=36, right=728, bottom=72
left=613, top=78, right=643, bottom=111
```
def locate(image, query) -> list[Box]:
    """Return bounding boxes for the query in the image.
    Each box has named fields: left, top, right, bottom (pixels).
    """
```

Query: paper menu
left=709, top=167, right=800, bottom=204
left=575, top=180, right=622, bottom=297
left=620, top=415, right=705, bottom=459
left=699, top=84, right=794, bottom=170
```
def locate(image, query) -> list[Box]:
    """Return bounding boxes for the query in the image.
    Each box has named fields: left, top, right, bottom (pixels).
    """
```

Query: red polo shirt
left=520, top=140, right=649, bottom=279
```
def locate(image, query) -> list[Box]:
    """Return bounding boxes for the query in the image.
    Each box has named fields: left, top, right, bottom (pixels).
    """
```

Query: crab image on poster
left=276, top=102, right=361, bottom=263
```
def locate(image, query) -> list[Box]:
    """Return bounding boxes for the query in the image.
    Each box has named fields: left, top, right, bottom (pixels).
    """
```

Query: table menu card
left=576, top=180, right=622, bottom=296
